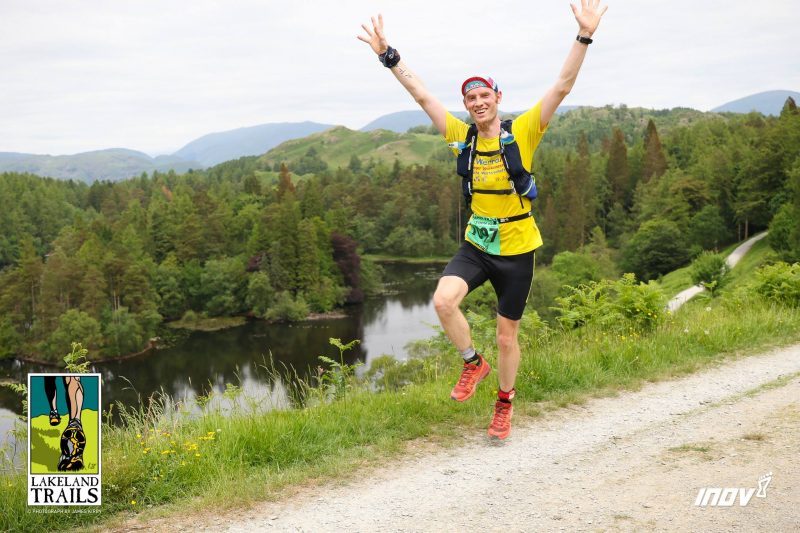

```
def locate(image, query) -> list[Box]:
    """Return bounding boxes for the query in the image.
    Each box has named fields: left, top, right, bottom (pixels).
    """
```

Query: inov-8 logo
left=694, top=472, right=772, bottom=507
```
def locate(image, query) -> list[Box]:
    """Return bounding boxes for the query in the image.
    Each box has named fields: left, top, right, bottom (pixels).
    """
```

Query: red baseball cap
left=461, top=76, right=499, bottom=96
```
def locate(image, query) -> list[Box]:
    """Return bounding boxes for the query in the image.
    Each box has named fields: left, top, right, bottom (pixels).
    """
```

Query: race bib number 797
left=466, top=214, right=501, bottom=255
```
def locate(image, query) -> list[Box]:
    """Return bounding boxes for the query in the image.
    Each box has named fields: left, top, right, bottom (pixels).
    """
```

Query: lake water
left=0, top=262, right=444, bottom=456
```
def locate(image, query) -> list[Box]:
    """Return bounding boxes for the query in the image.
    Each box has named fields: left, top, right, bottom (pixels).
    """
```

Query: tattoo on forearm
left=397, top=67, right=413, bottom=80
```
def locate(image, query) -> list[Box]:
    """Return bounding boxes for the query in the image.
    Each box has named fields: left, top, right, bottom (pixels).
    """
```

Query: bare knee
left=433, top=278, right=467, bottom=317
left=433, top=289, right=460, bottom=317
left=496, top=331, right=519, bottom=353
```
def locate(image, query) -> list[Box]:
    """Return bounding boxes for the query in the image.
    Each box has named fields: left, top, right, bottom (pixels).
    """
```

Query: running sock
left=498, top=388, right=515, bottom=404
left=460, top=346, right=480, bottom=365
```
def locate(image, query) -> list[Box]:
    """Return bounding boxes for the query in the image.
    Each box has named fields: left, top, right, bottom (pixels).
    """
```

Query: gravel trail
left=132, top=342, right=800, bottom=532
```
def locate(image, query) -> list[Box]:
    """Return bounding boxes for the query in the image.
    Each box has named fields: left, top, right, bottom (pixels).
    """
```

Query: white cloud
left=0, top=0, right=796, bottom=155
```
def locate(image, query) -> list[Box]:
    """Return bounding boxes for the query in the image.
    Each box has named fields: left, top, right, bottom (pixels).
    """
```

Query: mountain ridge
left=711, top=89, right=799, bottom=115
left=2, top=91, right=795, bottom=182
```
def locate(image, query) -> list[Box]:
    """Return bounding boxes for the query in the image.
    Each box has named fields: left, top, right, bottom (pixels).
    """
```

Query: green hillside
left=542, top=105, right=714, bottom=150
left=259, top=126, right=446, bottom=171
left=260, top=106, right=728, bottom=174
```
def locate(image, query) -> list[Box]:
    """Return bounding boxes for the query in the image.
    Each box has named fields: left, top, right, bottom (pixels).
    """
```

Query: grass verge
left=657, top=239, right=760, bottom=299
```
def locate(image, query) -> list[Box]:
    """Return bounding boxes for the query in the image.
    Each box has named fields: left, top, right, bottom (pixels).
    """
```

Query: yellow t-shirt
left=445, top=101, right=548, bottom=255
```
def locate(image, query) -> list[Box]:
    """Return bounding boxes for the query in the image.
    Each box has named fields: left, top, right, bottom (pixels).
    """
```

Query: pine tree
left=605, top=128, right=630, bottom=209
left=299, top=177, right=324, bottom=218
left=277, top=163, right=296, bottom=200
left=781, top=96, right=798, bottom=117
left=17, top=236, right=44, bottom=326
left=296, top=218, right=321, bottom=294
left=642, top=119, right=667, bottom=182
left=147, top=199, right=175, bottom=263
left=80, top=265, right=111, bottom=317
left=560, top=134, right=592, bottom=249
left=37, top=247, right=73, bottom=332
left=266, top=201, right=301, bottom=293
left=436, top=187, right=453, bottom=245
left=348, top=154, right=363, bottom=173
left=175, top=213, right=205, bottom=262
left=539, top=195, right=560, bottom=261
left=243, top=174, right=262, bottom=195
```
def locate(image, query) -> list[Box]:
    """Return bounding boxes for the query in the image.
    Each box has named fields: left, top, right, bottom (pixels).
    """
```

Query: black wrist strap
left=378, top=46, right=401, bottom=68
left=576, top=34, right=593, bottom=45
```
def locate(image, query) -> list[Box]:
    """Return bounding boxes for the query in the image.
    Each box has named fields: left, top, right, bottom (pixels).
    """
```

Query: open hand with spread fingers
left=357, top=14, right=389, bottom=55
left=571, top=0, right=608, bottom=37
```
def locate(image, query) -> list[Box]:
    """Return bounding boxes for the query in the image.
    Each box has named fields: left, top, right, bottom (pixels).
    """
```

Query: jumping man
left=358, top=1, right=607, bottom=439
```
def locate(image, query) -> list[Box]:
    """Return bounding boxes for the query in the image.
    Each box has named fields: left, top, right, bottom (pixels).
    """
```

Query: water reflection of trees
left=0, top=262, right=438, bottom=421
left=363, top=263, right=440, bottom=320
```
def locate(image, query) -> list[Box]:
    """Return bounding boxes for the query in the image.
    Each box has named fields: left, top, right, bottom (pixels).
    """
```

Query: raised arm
left=358, top=14, right=447, bottom=135
left=540, top=0, right=608, bottom=126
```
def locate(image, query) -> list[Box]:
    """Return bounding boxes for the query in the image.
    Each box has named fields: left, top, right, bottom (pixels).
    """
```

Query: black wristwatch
left=576, top=34, right=593, bottom=45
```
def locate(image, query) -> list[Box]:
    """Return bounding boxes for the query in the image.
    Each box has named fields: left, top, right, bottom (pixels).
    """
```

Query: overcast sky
left=1, top=0, right=797, bottom=156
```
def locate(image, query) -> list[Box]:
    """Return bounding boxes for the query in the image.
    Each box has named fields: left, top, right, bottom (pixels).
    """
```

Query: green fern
left=63, top=342, right=91, bottom=373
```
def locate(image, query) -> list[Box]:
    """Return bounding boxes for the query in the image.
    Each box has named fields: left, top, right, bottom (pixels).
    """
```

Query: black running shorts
left=441, top=241, right=535, bottom=321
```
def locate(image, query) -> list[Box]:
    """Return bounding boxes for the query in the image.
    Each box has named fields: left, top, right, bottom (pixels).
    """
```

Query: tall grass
left=2, top=276, right=800, bottom=531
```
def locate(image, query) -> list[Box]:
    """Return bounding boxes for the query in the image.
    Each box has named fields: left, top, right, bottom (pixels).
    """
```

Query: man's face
left=463, top=87, right=502, bottom=126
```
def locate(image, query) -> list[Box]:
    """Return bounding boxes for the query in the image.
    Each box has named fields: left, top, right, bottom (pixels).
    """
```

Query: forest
left=1, top=99, right=798, bottom=362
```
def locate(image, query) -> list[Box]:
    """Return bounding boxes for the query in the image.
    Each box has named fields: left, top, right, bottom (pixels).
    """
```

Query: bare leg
left=496, top=315, right=521, bottom=392
left=432, top=276, right=471, bottom=351
left=58, top=376, right=86, bottom=471
left=63, top=377, right=83, bottom=422
left=44, top=376, right=57, bottom=410
left=45, top=376, right=61, bottom=425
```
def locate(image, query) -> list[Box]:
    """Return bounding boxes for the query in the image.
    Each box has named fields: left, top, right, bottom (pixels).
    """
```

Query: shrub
left=0, top=317, right=21, bottom=359
left=383, top=226, right=437, bottom=257
left=751, top=262, right=800, bottom=306
left=366, top=355, right=426, bottom=391
left=359, top=257, right=385, bottom=297
left=688, top=205, right=732, bottom=251
left=689, top=252, right=730, bottom=294
left=462, top=284, right=497, bottom=317
left=102, top=307, right=145, bottom=356
left=246, top=271, right=273, bottom=318
left=552, top=273, right=666, bottom=333
left=550, top=251, right=604, bottom=289
left=304, top=276, right=347, bottom=313
left=528, top=268, right=562, bottom=324
left=266, top=292, right=309, bottom=321
left=621, top=219, right=690, bottom=281
left=768, top=203, right=800, bottom=263
left=46, top=309, right=103, bottom=360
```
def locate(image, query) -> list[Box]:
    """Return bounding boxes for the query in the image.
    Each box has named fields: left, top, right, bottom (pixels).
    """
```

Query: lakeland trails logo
left=694, top=472, right=772, bottom=507
left=27, top=374, right=102, bottom=506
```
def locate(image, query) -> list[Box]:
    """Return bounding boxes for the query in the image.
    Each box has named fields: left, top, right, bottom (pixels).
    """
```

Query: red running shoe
left=487, top=400, right=513, bottom=440
left=450, top=355, right=491, bottom=402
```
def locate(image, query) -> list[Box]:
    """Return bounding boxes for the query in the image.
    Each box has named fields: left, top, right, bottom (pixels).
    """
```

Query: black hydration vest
left=455, top=119, right=537, bottom=214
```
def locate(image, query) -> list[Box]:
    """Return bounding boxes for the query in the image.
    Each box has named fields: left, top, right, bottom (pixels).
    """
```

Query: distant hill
left=0, top=122, right=334, bottom=182
left=360, top=111, right=467, bottom=132
left=0, top=149, right=201, bottom=183
left=712, top=90, right=800, bottom=115
left=360, top=106, right=581, bottom=133
left=173, top=121, right=334, bottom=167
left=260, top=126, right=445, bottom=171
